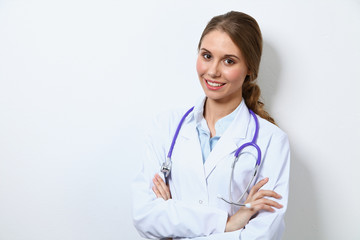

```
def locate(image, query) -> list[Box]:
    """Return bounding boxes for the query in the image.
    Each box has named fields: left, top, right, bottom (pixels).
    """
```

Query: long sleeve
left=131, top=113, right=228, bottom=239
left=131, top=107, right=291, bottom=240
left=236, top=131, right=290, bottom=240
left=180, top=129, right=290, bottom=240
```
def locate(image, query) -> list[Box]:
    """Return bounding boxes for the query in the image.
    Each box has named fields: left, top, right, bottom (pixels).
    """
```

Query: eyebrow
left=200, top=48, right=241, bottom=60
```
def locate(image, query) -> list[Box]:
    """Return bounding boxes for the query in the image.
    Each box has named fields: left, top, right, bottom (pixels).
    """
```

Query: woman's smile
left=204, top=78, right=226, bottom=90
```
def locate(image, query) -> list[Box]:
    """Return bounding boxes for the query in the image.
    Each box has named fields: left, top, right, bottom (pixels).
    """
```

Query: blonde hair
left=198, top=11, right=275, bottom=124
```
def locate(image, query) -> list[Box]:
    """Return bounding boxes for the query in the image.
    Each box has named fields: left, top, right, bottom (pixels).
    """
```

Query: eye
left=202, top=53, right=212, bottom=60
left=224, top=58, right=235, bottom=65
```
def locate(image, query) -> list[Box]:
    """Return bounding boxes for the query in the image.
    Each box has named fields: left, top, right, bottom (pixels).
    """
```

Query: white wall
left=0, top=0, right=359, bottom=239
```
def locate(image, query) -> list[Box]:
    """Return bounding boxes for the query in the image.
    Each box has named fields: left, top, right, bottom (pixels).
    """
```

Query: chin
left=204, top=92, right=226, bottom=102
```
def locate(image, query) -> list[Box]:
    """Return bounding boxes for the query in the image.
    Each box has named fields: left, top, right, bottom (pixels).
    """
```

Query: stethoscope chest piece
left=161, top=157, right=172, bottom=178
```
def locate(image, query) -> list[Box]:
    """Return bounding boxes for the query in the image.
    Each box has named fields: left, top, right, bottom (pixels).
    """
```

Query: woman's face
left=196, top=30, right=249, bottom=104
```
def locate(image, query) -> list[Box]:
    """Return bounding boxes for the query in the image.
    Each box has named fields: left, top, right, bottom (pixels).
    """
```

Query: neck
left=203, top=97, right=242, bottom=134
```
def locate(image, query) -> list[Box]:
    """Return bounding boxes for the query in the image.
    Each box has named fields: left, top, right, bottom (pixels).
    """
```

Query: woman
left=132, top=11, right=290, bottom=239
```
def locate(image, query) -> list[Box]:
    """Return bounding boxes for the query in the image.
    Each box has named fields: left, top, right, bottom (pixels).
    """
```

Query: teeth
left=207, top=80, right=223, bottom=87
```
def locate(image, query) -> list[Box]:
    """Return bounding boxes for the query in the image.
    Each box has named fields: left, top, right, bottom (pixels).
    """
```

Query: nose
left=208, top=61, right=221, bottom=78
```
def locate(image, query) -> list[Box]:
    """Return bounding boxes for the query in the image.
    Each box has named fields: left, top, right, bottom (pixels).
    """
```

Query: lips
left=204, top=78, right=226, bottom=90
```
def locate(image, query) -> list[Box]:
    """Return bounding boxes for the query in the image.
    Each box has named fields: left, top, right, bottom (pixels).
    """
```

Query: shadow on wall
left=283, top=149, right=322, bottom=240
left=258, top=41, right=322, bottom=239
left=257, top=41, right=281, bottom=108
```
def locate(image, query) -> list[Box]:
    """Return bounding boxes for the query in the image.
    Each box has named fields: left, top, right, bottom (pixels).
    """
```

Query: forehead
left=200, top=30, right=242, bottom=57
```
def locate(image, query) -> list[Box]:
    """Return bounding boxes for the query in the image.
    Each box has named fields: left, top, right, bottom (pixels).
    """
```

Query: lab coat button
left=199, top=200, right=203, bottom=204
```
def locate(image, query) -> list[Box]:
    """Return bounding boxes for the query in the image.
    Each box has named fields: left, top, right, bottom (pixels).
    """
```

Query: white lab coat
left=132, top=98, right=290, bottom=240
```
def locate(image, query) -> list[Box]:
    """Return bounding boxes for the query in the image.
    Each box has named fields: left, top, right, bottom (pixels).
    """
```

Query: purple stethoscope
left=161, top=106, right=261, bottom=208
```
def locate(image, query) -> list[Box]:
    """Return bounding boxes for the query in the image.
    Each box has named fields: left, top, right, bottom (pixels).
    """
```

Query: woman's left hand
left=152, top=173, right=172, bottom=200
left=225, top=177, right=283, bottom=232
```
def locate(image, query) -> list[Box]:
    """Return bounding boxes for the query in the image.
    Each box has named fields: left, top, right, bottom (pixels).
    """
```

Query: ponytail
left=242, top=77, right=276, bottom=125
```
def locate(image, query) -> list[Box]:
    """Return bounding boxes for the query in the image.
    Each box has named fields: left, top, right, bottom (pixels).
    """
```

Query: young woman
left=132, top=11, right=290, bottom=240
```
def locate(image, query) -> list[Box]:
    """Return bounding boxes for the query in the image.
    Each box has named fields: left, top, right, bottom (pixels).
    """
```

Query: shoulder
left=256, top=116, right=291, bottom=173
left=257, top=115, right=289, bottom=144
left=153, top=107, right=193, bottom=128
left=147, top=107, right=194, bottom=140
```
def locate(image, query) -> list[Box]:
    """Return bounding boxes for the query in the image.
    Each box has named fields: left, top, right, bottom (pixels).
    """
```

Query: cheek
left=196, top=57, right=206, bottom=76
left=223, top=68, right=247, bottom=83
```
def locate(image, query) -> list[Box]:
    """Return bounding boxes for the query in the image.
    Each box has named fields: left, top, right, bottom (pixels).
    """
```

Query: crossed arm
left=152, top=174, right=283, bottom=232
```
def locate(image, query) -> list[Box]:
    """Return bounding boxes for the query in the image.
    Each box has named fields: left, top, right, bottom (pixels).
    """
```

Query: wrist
left=225, top=216, right=236, bottom=232
left=225, top=209, right=252, bottom=232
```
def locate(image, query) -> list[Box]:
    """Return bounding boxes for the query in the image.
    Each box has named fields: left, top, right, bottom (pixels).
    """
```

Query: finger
left=249, top=178, right=269, bottom=196
left=152, top=185, right=162, bottom=198
left=152, top=178, right=162, bottom=198
left=253, top=190, right=282, bottom=200
left=152, top=177, right=167, bottom=199
left=252, top=203, right=276, bottom=213
left=153, top=176, right=170, bottom=200
left=152, top=177, right=166, bottom=199
left=251, top=198, right=283, bottom=210
left=155, top=174, right=171, bottom=199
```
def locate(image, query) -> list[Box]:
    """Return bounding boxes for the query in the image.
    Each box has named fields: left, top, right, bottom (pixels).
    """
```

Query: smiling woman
left=132, top=11, right=290, bottom=240
left=197, top=30, right=250, bottom=121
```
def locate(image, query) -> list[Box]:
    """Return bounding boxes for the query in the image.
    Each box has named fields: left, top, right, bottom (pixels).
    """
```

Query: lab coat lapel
left=175, top=118, right=207, bottom=186
left=203, top=103, right=251, bottom=179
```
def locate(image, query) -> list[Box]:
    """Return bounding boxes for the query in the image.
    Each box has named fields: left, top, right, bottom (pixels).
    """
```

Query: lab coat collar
left=179, top=95, right=206, bottom=140
left=192, top=96, right=206, bottom=125
left=179, top=97, right=206, bottom=141
left=179, top=96, right=252, bottom=179
left=187, top=95, right=250, bottom=139
left=203, top=100, right=251, bottom=178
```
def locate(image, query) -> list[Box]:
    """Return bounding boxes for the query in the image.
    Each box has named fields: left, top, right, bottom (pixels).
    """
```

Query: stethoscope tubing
left=167, top=106, right=195, bottom=159
left=161, top=106, right=261, bottom=207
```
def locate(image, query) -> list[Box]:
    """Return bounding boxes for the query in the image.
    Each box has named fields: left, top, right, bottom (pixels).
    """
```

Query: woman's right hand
left=225, top=178, right=283, bottom=232
left=152, top=173, right=172, bottom=200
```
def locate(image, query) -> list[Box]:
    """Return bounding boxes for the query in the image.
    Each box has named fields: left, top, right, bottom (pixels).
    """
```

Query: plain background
left=1, top=0, right=360, bottom=239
